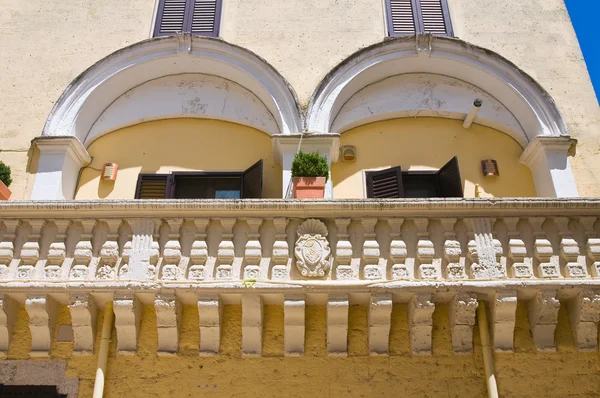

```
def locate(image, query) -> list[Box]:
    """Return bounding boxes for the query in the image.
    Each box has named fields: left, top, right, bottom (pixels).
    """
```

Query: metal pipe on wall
left=477, top=301, right=499, bottom=398
left=93, top=301, right=114, bottom=398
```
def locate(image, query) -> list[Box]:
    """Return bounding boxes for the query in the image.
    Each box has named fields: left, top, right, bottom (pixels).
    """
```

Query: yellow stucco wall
left=74, top=119, right=281, bottom=199
left=332, top=118, right=537, bottom=198
left=3, top=300, right=599, bottom=397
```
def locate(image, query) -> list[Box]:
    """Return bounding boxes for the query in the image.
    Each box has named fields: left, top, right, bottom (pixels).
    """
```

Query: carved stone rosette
left=294, top=219, right=332, bottom=278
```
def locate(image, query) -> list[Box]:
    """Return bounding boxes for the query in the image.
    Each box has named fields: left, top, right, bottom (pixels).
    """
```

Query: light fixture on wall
left=101, top=163, right=119, bottom=181
left=481, top=159, right=499, bottom=177
left=340, top=145, right=356, bottom=162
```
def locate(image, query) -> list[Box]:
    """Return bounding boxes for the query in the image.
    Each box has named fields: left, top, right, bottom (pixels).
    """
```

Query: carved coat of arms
left=294, top=219, right=332, bottom=277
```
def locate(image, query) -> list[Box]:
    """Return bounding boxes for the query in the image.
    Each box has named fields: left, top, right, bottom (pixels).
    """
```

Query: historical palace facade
left=0, top=0, right=599, bottom=396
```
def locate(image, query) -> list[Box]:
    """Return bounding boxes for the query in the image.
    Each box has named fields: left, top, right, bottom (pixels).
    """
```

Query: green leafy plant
left=0, top=161, right=12, bottom=188
left=291, top=151, right=329, bottom=181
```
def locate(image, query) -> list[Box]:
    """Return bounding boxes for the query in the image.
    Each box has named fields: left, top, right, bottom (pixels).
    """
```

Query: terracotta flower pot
left=0, top=181, right=11, bottom=200
left=293, top=177, right=326, bottom=199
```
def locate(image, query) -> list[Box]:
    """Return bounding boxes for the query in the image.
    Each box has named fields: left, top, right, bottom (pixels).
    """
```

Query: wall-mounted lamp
left=481, top=159, right=499, bottom=177
left=101, top=163, right=119, bottom=181
left=340, top=145, right=356, bottom=162
left=463, top=98, right=483, bottom=129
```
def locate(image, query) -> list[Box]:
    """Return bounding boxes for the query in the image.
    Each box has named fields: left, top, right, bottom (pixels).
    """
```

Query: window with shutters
left=365, top=157, right=462, bottom=198
left=385, top=0, right=453, bottom=37
left=135, top=160, right=263, bottom=199
left=153, top=0, right=222, bottom=38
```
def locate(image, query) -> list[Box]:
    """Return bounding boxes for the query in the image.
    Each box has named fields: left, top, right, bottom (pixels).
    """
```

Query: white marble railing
left=0, top=198, right=599, bottom=357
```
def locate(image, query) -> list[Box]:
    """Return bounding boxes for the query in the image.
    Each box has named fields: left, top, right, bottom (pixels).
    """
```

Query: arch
left=306, top=35, right=568, bottom=148
left=43, top=34, right=303, bottom=144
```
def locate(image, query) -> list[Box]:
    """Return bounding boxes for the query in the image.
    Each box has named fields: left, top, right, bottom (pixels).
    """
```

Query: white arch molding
left=32, top=34, right=303, bottom=200
left=305, top=35, right=578, bottom=197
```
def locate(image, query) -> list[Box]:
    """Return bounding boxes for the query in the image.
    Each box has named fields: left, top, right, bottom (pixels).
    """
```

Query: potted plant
left=0, top=161, right=12, bottom=200
left=291, top=151, right=329, bottom=199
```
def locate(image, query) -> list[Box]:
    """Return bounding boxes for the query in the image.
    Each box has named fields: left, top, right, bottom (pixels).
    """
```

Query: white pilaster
left=30, top=137, right=91, bottom=200
left=68, top=293, right=97, bottom=354
left=113, top=293, right=142, bottom=355
left=284, top=294, right=305, bottom=356
left=154, top=293, right=182, bottom=355
left=490, top=290, right=517, bottom=352
left=449, top=293, right=478, bottom=354
left=528, top=290, right=560, bottom=351
left=241, top=294, right=263, bottom=356
left=25, top=294, right=59, bottom=357
left=327, top=293, right=349, bottom=356
left=272, top=134, right=340, bottom=199
left=198, top=295, right=222, bottom=355
left=408, top=294, right=435, bottom=355
left=368, top=293, right=393, bottom=355
left=519, top=136, right=578, bottom=197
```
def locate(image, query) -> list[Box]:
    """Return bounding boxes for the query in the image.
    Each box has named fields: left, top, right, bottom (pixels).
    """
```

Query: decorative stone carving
left=449, top=293, right=478, bottom=353
left=529, top=217, right=560, bottom=278
left=528, top=290, right=560, bottom=351
left=0, top=294, right=18, bottom=355
left=284, top=294, right=305, bottom=356
left=580, top=217, right=600, bottom=277
left=70, top=220, right=96, bottom=280
left=415, top=218, right=438, bottom=279
left=118, top=241, right=133, bottom=279
left=18, top=220, right=44, bottom=280
left=408, top=294, right=435, bottom=355
left=25, top=294, right=59, bottom=357
left=188, top=218, right=209, bottom=281
left=122, top=218, right=156, bottom=280
left=68, top=293, right=97, bottom=354
left=216, top=218, right=235, bottom=280
left=368, top=293, right=393, bottom=355
left=555, top=217, right=587, bottom=278
left=96, top=220, right=121, bottom=280
left=504, top=218, right=532, bottom=278
left=490, top=290, right=517, bottom=352
left=113, top=293, right=142, bottom=354
left=198, top=295, right=222, bottom=355
left=327, top=293, right=349, bottom=356
left=243, top=218, right=263, bottom=280
left=441, top=218, right=465, bottom=280
left=467, top=218, right=505, bottom=280
left=241, top=294, right=263, bottom=356
left=270, top=218, right=289, bottom=280
left=334, top=219, right=353, bottom=280
left=568, top=289, right=600, bottom=351
left=45, top=221, right=70, bottom=280
left=389, top=219, right=409, bottom=280
left=154, top=292, right=182, bottom=355
left=0, top=220, right=18, bottom=280
left=294, top=219, right=332, bottom=278
left=160, top=219, right=182, bottom=281
left=362, top=218, right=382, bottom=280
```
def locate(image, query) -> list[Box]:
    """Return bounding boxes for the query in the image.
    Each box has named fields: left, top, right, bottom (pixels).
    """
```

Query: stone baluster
left=216, top=218, right=235, bottom=280
left=334, top=218, right=353, bottom=280
left=45, top=220, right=70, bottom=279
left=70, top=220, right=96, bottom=280
left=0, top=220, right=19, bottom=279
left=243, top=218, right=263, bottom=280
left=362, top=218, right=382, bottom=280
left=18, top=220, right=45, bottom=279
left=161, top=219, right=183, bottom=281
left=441, top=218, right=465, bottom=280
left=270, top=218, right=289, bottom=280
left=188, top=218, right=209, bottom=281
left=555, top=217, right=587, bottom=278
left=580, top=217, right=600, bottom=277
left=505, top=217, right=532, bottom=278
left=529, top=217, right=560, bottom=278
left=415, top=218, right=437, bottom=279
left=96, top=219, right=121, bottom=280
left=389, top=218, right=409, bottom=280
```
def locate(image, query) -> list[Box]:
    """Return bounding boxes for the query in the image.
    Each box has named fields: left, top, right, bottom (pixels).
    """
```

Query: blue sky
left=565, top=0, right=600, bottom=104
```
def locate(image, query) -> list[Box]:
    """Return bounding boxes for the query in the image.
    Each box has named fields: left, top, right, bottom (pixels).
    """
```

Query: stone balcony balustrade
left=0, top=199, right=600, bottom=357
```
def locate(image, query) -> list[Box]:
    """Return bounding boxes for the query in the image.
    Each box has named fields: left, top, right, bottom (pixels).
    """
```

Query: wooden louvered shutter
left=436, top=157, right=463, bottom=197
left=366, top=167, right=404, bottom=198
left=417, top=0, right=453, bottom=36
left=386, top=0, right=417, bottom=36
left=242, top=160, right=263, bottom=199
left=154, top=0, right=222, bottom=37
left=386, top=0, right=453, bottom=37
left=135, top=174, right=173, bottom=199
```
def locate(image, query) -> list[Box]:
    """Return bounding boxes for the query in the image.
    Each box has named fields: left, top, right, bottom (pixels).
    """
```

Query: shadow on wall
left=74, top=118, right=281, bottom=200
left=331, top=118, right=537, bottom=198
